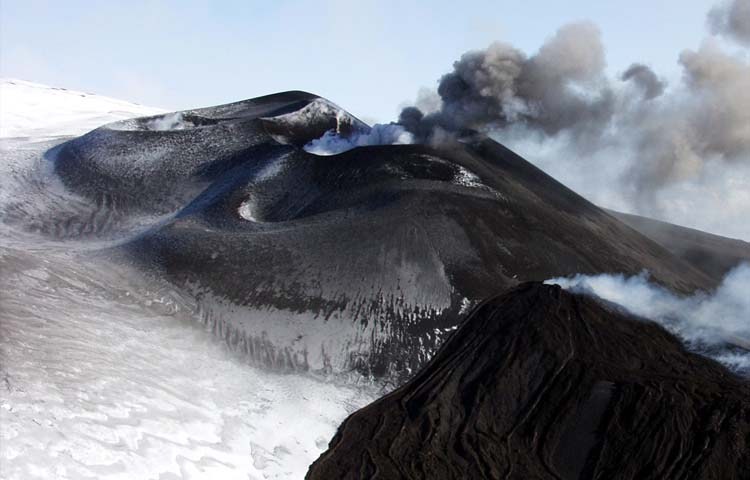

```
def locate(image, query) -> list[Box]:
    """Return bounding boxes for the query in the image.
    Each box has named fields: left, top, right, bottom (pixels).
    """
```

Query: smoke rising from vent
left=304, top=123, right=413, bottom=155
left=398, top=3, right=750, bottom=239
left=146, top=112, right=192, bottom=131
left=399, top=22, right=615, bottom=147
left=547, top=263, right=750, bottom=376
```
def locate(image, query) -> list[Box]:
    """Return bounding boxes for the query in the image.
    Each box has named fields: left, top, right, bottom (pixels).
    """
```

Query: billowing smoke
left=304, top=123, right=413, bottom=155
left=399, top=3, right=750, bottom=240
left=709, top=0, right=750, bottom=45
left=621, top=41, right=750, bottom=210
left=399, top=22, right=615, bottom=148
left=620, top=63, right=666, bottom=100
left=547, top=263, right=750, bottom=375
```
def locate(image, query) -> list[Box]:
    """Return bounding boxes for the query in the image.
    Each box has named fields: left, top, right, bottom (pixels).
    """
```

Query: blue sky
left=1, top=0, right=719, bottom=122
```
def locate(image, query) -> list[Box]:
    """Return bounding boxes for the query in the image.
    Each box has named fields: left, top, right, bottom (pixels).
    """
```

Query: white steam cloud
left=146, top=112, right=192, bottom=131
left=304, top=123, right=413, bottom=155
left=547, top=263, right=750, bottom=375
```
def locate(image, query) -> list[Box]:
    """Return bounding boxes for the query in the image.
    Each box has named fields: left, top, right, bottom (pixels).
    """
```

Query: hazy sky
left=1, top=0, right=719, bottom=122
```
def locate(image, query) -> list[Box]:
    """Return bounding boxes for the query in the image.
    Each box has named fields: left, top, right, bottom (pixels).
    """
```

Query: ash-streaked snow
left=0, top=245, right=375, bottom=480
left=266, top=98, right=369, bottom=135
left=0, top=82, right=377, bottom=479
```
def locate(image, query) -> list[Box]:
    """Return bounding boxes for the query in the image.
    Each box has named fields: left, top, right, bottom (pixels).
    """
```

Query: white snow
left=0, top=78, right=165, bottom=138
left=238, top=200, right=259, bottom=222
left=237, top=155, right=290, bottom=222
left=453, top=166, right=483, bottom=189
left=458, top=297, right=474, bottom=315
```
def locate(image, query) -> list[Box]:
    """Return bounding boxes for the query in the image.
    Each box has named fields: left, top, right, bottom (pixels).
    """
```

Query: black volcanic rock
left=307, top=283, right=750, bottom=480
left=609, top=210, right=750, bottom=285
left=43, top=93, right=718, bottom=378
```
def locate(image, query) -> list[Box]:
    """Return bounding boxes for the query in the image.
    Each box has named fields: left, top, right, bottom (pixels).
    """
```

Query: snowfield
left=0, top=80, right=377, bottom=479
left=0, top=79, right=165, bottom=139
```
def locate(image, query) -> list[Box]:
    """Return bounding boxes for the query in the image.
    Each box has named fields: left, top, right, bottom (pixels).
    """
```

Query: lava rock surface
left=308, top=282, right=750, bottom=479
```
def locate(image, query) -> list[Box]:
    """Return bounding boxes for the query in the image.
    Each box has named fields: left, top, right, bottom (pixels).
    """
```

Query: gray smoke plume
left=621, top=63, right=666, bottom=100
left=709, top=0, right=750, bottom=45
left=399, top=4, right=750, bottom=239
left=625, top=41, right=750, bottom=205
left=400, top=22, right=614, bottom=148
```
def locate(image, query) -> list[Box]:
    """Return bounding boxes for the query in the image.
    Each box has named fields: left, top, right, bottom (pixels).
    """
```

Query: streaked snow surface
left=0, top=82, right=377, bottom=479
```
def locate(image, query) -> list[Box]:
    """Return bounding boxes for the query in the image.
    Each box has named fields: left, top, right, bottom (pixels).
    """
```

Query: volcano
left=43, top=92, right=724, bottom=379
left=307, top=283, right=750, bottom=480
left=4, top=83, right=749, bottom=479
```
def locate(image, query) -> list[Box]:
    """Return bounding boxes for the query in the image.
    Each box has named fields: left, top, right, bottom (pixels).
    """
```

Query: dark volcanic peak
left=48, top=91, right=368, bottom=216
left=41, top=92, right=718, bottom=378
left=307, top=283, right=750, bottom=480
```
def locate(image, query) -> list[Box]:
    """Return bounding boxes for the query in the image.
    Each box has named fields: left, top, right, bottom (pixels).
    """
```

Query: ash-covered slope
left=307, top=283, right=750, bottom=480
left=610, top=210, right=750, bottom=284
left=44, top=92, right=715, bottom=378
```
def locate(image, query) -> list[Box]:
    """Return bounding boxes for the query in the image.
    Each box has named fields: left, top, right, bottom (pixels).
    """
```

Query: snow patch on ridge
left=453, top=166, right=485, bottom=189
left=266, top=98, right=367, bottom=132
left=238, top=201, right=259, bottom=222
left=237, top=156, right=290, bottom=222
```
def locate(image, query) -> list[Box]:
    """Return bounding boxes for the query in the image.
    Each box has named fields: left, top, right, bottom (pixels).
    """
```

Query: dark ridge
left=609, top=209, right=750, bottom=283
left=181, top=90, right=322, bottom=120
left=307, top=283, right=750, bottom=480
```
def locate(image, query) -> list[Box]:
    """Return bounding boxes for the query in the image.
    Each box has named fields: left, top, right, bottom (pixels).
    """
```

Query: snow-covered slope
left=0, top=79, right=165, bottom=138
